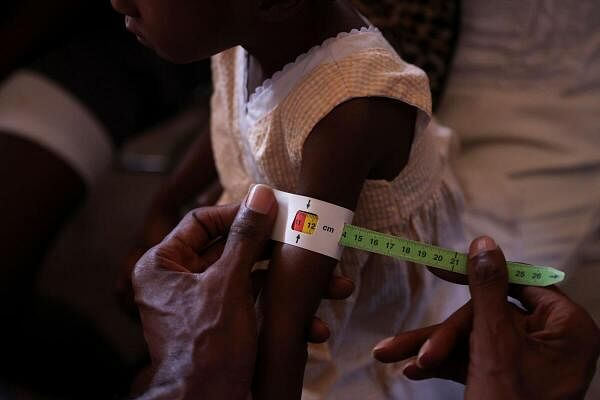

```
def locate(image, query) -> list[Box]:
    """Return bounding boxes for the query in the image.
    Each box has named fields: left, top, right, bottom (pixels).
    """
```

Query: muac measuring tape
left=270, top=189, right=565, bottom=287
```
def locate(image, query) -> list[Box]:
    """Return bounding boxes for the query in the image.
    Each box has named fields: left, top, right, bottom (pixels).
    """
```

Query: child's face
left=111, top=0, right=253, bottom=63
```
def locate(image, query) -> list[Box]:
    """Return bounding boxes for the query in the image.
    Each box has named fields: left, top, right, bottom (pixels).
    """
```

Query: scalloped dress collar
left=238, top=26, right=389, bottom=131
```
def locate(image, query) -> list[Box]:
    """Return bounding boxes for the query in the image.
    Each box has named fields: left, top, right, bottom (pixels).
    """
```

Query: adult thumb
left=221, top=184, right=278, bottom=274
left=467, top=236, right=510, bottom=320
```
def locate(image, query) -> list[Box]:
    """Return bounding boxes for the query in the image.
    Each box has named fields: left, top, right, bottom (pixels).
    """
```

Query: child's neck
left=243, top=0, right=365, bottom=96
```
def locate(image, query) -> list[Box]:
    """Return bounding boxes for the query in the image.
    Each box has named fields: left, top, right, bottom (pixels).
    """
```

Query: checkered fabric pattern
left=352, top=0, right=461, bottom=109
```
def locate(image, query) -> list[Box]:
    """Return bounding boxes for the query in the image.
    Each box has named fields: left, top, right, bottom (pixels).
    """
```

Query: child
left=112, top=0, right=466, bottom=398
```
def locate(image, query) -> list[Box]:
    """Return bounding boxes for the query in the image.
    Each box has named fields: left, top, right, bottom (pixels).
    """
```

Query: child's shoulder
left=275, top=28, right=431, bottom=164
left=277, top=26, right=432, bottom=120
left=212, top=26, right=432, bottom=119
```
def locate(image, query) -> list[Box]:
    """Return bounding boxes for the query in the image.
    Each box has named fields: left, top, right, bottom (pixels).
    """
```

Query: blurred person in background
left=435, top=3, right=600, bottom=397
left=0, top=0, right=208, bottom=397
left=357, top=0, right=600, bottom=396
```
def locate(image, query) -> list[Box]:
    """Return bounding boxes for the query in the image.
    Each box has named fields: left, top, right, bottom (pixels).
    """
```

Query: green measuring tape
left=340, top=224, right=565, bottom=287
left=272, top=189, right=565, bottom=287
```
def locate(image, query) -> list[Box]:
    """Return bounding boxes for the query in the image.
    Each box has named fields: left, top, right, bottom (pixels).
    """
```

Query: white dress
left=211, top=26, right=469, bottom=399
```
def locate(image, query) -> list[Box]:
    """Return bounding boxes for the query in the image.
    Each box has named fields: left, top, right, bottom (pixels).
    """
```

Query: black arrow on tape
left=306, top=200, right=311, bottom=209
left=296, top=234, right=301, bottom=243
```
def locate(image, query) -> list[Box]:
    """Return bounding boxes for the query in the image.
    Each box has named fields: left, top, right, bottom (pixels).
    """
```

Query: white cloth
left=438, top=1, right=600, bottom=398
left=439, top=0, right=600, bottom=269
left=0, top=70, right=112, bottom=185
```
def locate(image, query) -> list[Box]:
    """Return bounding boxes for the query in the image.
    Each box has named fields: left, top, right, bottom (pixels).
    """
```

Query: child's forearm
left=254, top=244, right=338, bottom=400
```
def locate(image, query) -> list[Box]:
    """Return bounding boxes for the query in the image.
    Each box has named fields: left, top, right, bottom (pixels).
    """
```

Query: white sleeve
left=0, top=70, right=113, bottom=185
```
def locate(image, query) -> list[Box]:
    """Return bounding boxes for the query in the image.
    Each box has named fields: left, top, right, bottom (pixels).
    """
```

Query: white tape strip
left=271, top=189, right=355, bottom=260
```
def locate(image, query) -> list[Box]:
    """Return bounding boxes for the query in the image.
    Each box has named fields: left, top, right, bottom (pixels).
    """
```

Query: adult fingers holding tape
left=132, top=184, right=354, bottom=399
left=373, top=236, right=600, bottom=400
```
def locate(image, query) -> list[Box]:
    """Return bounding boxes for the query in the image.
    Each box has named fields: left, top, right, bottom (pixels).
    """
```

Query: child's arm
left=253, top=97, right=417, bottom=399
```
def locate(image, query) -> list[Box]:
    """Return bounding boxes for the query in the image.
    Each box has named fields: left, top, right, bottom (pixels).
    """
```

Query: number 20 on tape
left=339, top=225, right=565, bottom=287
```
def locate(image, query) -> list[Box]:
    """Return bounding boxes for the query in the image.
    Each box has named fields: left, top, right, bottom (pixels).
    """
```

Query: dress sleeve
left=279, top=48, right=432, bottom=167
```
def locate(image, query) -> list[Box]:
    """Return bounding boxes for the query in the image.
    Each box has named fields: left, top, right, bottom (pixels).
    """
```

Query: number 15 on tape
left=340, top=225, right=565, bottom=287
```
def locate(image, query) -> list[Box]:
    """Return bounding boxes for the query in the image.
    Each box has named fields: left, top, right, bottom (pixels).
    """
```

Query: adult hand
left=117, top=122, right=221, bottom=317
left=116, top=179, right=223, bottom=317
left=373, top=236, right=600, bottom=400
left=133, top=184, right=354, bottom=400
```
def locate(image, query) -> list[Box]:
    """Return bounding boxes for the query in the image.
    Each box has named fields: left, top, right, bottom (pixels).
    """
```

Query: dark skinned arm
left=253, top=97, right=417, bottom=399
left=0, top=134, right=85, bottom=304
left=0, top=0, right=112, bottom=309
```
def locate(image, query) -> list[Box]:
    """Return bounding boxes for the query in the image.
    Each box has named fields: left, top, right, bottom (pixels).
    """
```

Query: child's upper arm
left=270, top=95, right=419, bottom=314
left=270, top=95, right=418, bottom=307
left=255, top=96, right=418, bottom=399
left=297, top=96, right=417, bottom=205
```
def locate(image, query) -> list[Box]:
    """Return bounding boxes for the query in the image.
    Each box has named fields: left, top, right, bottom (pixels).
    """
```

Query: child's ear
left=256, top=0, right=307, bottom=22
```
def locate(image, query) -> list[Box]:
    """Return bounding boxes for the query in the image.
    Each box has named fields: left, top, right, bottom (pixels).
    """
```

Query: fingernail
left=373, top=336, right=395, bottom=353
left=246, top=184, right=275, bottom=215
left=416, top=339, right=430, bottom=369
left=468, top=236, right=497, bottom=259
